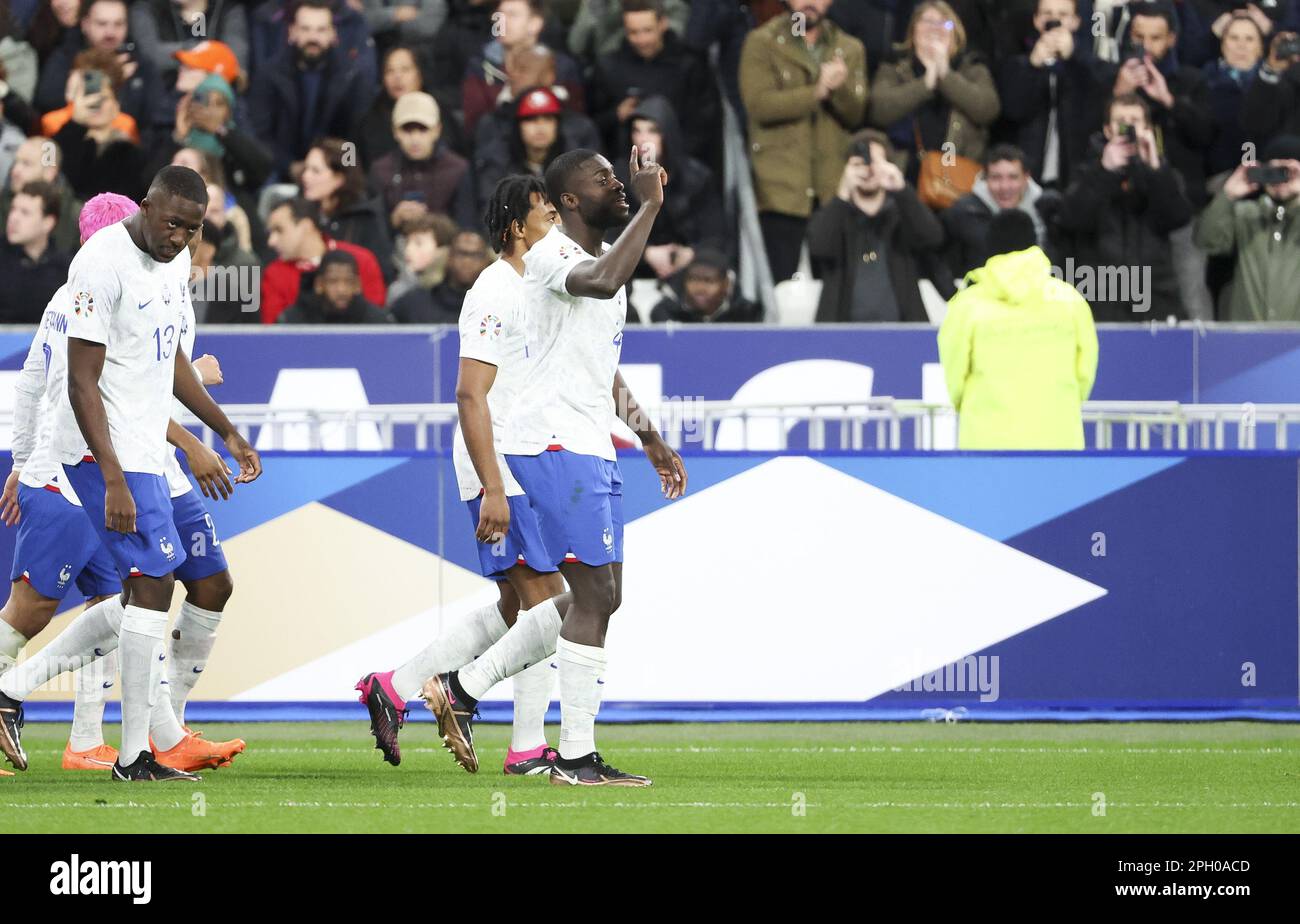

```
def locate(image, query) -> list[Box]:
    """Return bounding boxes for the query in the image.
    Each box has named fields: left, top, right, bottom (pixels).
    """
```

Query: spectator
left=129, top=0, right=250, bottom=79
left=428, top=0, right=495, bottom=98
left=1, top=5, right=39, bottom=103
left=612, top=95, right=726, bottom=278
left=648, top=247, right=761, bottom=322
left=471, top=45, right=598, bottom=149
left=1194, top=134, right=1300, bottom=319
left=943, top=144, right=1063, bottom=279
left=938, top=209, right=1098, bottom=449
left=361, top=44, right=431, bottom=165
left=247, top=0, right=374, bottom=182
left=461, top=0, right=585, bottom=138
left=0, top=179, right=70, bottom=322
left=866, top=1, right=1001, bottom=188
left=249, top=0, right=378, bottom=90
left=1242, top=25, right=1300, bottom=145
left=390, top=228, right=490, bottom=321
left=49, top=48, right=149, bottom=200
left=302, top=137, right=395, bottom=279
left=370, top=91, right=476, bottom=233
left=569, top=0, right=688, bottom=61
left=998, top=0, right=1100, bottom=188
left=682, top=0, right=754, bottom=120
left=152, top=40, right=249, bottom=143
left=357, top=0, right=446, bottom=50
left=190, top=215, right=261, bottom=323
left=1203, top=12, right=1265, bottom=180
left=588, top=0, right=719, bottom=164
left=739, top=0, right=868, bottom=283
left=154, top=69, right=272, bottom=211
left=1058, top=93, right=1193, bottom=321
left=25, top=0, right=82, bottom=71
left=261, top=196, right=387, bottom=322
left=2, top=135, right=81, bottom=252
left=807, top=131, right=945, bottom=322
left=387, top=210, right=457, bottom=305
left=34, top=0, right=162, bottom=129
left=1190, top=1, right=1299, bottom=66
left=171, top=146, right=254, bottom=255
left=473, top=86, right=597, bottom=216
left=278, top=249, right=392, bottom=323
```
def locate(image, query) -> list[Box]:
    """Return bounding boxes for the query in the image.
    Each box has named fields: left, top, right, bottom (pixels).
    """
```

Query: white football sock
left=0, top=597, right=123, bottom=701
left=0, top=618, right=27, bottom=676
left=391, top=601, right=509, bottom=702
left=119, top=606, right=167, bottom=762
left=458, top=598, right=563, bottom=701
left=69, top=649, right=117, bottom=752
left=165, top=601, right=223, bottom=727
left=556, top=637, right=606, bottom=761
left=149, top=653, right=185, bottom=752
left=510, top=659, right=555, bottom=752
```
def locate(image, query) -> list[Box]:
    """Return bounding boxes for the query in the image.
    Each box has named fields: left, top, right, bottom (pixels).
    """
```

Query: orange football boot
left=62, top=742, right=119, bottom=770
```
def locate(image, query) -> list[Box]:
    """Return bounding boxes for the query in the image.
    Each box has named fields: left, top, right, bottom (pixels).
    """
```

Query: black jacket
left=320, top=197, right=395, bottom=283
left=0, top=242, right=71, bottom=324
left=807, top=187, right=944, bottom=323
left=941, top=184, right=1065, bottom=279
left=1058, top=135, right=1193, bottom=322
left=472, top=108, right=602, bottom=217
left=277, top=292, right=392, bottom=324
left=1242, top=65, right=1300, bottom=149
left=649, top=290, right=761, bottom=323
left=390, top=281, right=468, bottom=323
left=1098, top=55, right=1215, bottom=205
left=247, top=47, right=374, bottom=181
left=611, top=96, right=728, bottom=254
left=52, top=120, right=149, bottom=202
left=589, top=31, right=720, bottom=165
left=998, top=52, right=1101, bottom=185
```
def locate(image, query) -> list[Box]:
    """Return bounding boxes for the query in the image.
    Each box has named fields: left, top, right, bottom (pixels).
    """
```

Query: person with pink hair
left=77, top=191, right=139, bottom=245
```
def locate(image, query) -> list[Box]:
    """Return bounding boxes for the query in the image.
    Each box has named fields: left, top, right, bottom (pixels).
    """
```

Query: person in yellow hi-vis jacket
left=938, top=210, right=1098, bottom=450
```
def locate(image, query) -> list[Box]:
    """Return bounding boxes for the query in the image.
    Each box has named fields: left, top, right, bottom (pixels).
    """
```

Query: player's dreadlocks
left=482, top=174, right=549, bottom=254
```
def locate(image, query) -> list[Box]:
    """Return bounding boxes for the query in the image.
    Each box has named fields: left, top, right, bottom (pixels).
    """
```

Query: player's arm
left=613, top=369, right=686, bottom=500
left=167, top=419, right=234, bottom=501
left=456, top=357, right=509, bottom=542
left=4, top=332, right=51, bottom=525
left=67, top=337, right=135, bottom=533
left=172, top=346, right=262, bottom=485
left=564, top=146, right=666, bottom=300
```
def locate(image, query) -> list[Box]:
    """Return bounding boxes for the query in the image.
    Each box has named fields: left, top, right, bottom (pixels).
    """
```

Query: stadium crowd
left=1, top=0, right=1299, bottom=324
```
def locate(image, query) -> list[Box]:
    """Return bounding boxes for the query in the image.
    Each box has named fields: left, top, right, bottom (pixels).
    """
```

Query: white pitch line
left=3, top=800, right=1299, bottom=811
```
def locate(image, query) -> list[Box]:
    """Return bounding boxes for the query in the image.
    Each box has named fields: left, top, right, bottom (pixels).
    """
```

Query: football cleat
left=550, top=752, right=652, bottom=787
left=62, top=742, right=119, bottom=770
left=112, top=751, right=201, bottom=782
left=422, top=673, right=478, bottom=773
left=0, top=690, right=26, bottom=771
left=503, top=745, right=559, bottom=776
left=152, top=731, right=230, bottom=771
left=355, top=671, right=406, bottom=766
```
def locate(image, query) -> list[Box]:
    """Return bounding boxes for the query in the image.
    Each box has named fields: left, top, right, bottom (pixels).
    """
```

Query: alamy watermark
left=892, top=654, right=1001, bottom=703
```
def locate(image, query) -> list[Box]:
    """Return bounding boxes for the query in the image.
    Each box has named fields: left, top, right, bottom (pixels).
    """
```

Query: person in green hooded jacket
left=938, top=210, right=1098, bottom=450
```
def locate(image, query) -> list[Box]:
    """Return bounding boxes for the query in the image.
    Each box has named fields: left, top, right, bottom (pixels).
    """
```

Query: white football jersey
left=17, top=284, right=84, bottom=505
left=49, top=222, right=192, bottom=476
left=452, top=259, right=528, bottom=502
left=502, top=226, right=625, bottom=461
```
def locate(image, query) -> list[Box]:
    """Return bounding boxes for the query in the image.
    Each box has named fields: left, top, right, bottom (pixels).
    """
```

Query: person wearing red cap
left=472, top=85, right=601, bottom=217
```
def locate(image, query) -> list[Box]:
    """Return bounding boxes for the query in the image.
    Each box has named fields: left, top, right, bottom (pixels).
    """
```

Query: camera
left=1277, top=35, right=1300, bottom=60
left=1043, top=18, right=1062, bottom=31
left=1247, top=165, right=1291, bottom=185
left=1120, top=124, right=1138, bottom=143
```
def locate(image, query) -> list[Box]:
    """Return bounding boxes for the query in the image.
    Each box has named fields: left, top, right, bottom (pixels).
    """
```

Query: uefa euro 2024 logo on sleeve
left=72, top=291, right=94, bottom=316
left=479, top=314, right=502, bottom=339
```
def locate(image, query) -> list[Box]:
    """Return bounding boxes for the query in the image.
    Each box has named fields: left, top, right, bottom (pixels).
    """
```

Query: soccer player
left=424, top=147, right=687, bottom=786
left=0, top=167, right=261, bottom=781
left=0, top=194, right=240, bottom=772
left=356, top=175, right=572, bottom=775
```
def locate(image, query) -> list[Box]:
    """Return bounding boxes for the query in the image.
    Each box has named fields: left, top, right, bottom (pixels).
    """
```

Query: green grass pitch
left=5, top=721, right=1299, bottom=833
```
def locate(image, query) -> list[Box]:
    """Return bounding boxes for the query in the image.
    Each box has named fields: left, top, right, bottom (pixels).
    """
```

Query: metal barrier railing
left=147, top=400, right=1300, bottom=453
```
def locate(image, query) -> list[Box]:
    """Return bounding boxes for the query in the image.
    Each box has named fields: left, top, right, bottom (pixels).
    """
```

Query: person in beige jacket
left=739, top=0, right=867, bottom=282
left=866, top=0, right=1000, bottom=181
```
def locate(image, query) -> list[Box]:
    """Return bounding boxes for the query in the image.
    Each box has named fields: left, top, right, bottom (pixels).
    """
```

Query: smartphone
left=1120, top=124, right=1138, bottom=143
left=115, top=42, right=135, bottom=57
left=1247, top=165, right=1291, bottom=185
left=401, top=191, right=427, bottom=203
left=1043, top=18, right=1062, bottom=31
left=82, top=69, right=104, bottom=96
left=1121, top=41, right=1145, bottom=63
left=1277, top=35, right=1300, bottom=59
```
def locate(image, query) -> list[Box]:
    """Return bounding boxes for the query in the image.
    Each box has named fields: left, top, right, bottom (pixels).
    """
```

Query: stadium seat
left=772, top=278, right=822, bottom=326
left=628, top=279, right=662, bottom=324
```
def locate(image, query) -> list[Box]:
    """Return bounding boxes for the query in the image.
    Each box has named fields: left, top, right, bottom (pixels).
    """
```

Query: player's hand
left=476, top=487, right=511, bottom=543
left=629, top=144, right=666, bottom=211
left=104, top=478, right=136, bottom=534
left=224, top=432, right=262, bottom=484
left=186, top=442, right=234, bottom=501
left=1, top=471, right=20, bottom=526
left=193, top=353, right=223, bottom=386
left=642, top=434, right=686, bottom=499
